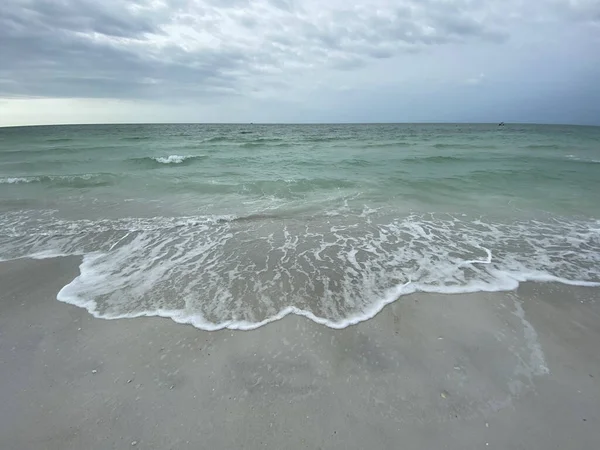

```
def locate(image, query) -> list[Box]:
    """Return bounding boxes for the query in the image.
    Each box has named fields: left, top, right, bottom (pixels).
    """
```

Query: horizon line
left=2, top=121, right=599, bottom=129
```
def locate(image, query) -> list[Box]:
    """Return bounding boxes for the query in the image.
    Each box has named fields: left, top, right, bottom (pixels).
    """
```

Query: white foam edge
left=56, top=264, right=417, bottom=331
left=54, top=252, right=600, bottom=331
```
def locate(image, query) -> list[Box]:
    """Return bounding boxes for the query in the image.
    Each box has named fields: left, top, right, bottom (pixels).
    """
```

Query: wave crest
left=153, top=155, right=194, bottom=164
left=0, top=177, right=32, bottom=184
left=0, top=174, right=115, bottom=187
left=129, top=155, right=206, bottom=166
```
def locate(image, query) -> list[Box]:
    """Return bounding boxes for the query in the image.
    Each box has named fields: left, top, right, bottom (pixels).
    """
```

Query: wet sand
left=1, top=257, right=599, bottom=449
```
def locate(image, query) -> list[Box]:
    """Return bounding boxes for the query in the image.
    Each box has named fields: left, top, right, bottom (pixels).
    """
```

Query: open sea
left=1, top=123, right=599, bottom=329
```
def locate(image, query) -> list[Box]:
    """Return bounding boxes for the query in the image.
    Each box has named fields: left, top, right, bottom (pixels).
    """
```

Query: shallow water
left=1, top=123, right=599, bottom=328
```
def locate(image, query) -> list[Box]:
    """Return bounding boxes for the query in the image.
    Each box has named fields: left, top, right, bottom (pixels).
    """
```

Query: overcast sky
left=1, top=0, right=599, bottom=126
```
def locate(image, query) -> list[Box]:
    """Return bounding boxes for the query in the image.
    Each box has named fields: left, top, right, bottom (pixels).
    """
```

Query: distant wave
left=0, top=147, right=81, bottom=157
left=241, top=141, right=290, bottom=148
left=405, top=153, right=599, bottom=166
left=303, top=136, right=351, bottom=143
left=45, top=138, right=73, bottom=143
left=524, top=144, right=560, bottom=149
left=200, top=135, right=419, bottom=147
left=0, top=177, right=32, bottom=184
left=152, top=155, right=197, bottom=164
left=363, top=141, right=414, bottom=148
left=565, top=155, right=600, bottom=164
left=201, top=136, right=286, bottom=146
left=407, top=155, right=465, bottom=163
left=130, top=155, right=207, bottom=166
left=331, top=141, right=415, bottom=149
left=202, top=136, right=231, bottom=143
left=341, top=158, right=371, bottom=167
left=175, top=177, right=357, bottom=198
left=0, top=173, right=115, bottom=187
left=121, top=136, right=152, bottom=141
left=432, top=143, right=497, bottom=149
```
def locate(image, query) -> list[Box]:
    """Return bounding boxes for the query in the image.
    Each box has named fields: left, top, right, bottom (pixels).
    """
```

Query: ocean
left=1, top=123, right=599, bottom=329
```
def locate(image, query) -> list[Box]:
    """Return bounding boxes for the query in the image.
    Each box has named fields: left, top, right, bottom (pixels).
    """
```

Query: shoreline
left=1, top=256, right=599, bottom=449
left=23, top=245, right=600, bottom=333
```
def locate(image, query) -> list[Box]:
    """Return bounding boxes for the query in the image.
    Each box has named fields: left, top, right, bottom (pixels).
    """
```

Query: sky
left=1, top=0, right=599, bottom=126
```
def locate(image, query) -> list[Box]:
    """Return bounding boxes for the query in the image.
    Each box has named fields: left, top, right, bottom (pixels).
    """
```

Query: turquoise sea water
left=1, top=124, right=599, bottom=328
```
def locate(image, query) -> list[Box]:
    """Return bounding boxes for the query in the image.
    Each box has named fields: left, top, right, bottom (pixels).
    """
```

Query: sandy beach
left=0, top=256, right=598, bottom=449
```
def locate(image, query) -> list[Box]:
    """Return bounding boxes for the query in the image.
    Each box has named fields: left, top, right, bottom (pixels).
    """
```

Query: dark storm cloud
left=0, top=1, right=595, bottom=101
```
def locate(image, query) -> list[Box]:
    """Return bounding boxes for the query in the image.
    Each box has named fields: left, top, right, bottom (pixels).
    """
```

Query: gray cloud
left=0, top=0, right=597, bottom=105
left=11, top=0, right=161, bottom=38
left=557, top=0, right=600, bottom=23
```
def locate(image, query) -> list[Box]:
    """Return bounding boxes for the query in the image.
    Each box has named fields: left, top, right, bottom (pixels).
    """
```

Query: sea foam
left=0, top=177, right=35, bottom=184
left=152, top=155, right=194, bottom=164
left=1, top=210, right=599, bottom=331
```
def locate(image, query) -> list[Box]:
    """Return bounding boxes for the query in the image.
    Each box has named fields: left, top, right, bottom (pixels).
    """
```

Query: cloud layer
left=1, top=0, right=599, bottom=124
